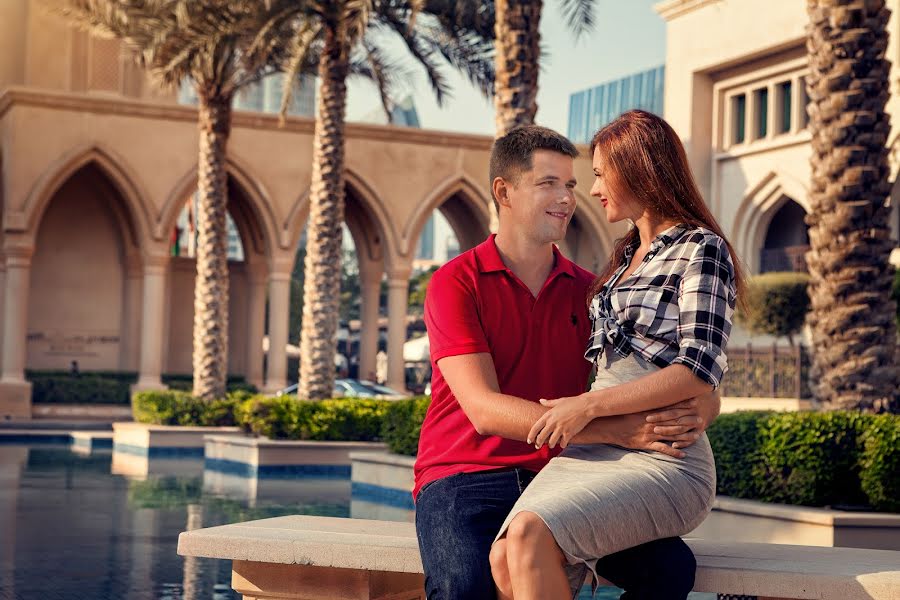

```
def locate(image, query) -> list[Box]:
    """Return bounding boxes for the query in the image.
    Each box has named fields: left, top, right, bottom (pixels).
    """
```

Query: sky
left=345, top=0, right=667, bottom=136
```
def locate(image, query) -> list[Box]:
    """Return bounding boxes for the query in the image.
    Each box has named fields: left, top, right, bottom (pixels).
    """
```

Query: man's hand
left=606, top=399, right=704, bottom=458
left=692, top=388, right=721, bottom=432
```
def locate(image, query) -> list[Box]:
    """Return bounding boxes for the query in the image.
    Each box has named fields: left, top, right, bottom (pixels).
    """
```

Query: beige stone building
left=0, top=1, right=618, bottom=418
left=657, top=0, right=900, bottom=278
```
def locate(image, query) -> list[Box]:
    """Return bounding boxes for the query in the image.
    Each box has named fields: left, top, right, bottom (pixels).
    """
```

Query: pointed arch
left=160, top=153, right=278, bottom=262
left=282, top=167, right=396, bottom=266
left=404, top=173, right=491, bottom=257
left=733, top=170, right=809, bottom=273
left=21, top=144, right=152, bottom=249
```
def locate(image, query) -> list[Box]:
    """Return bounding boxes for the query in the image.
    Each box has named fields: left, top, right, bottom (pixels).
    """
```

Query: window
left=753, top=87, right=768, bottom=138
left=798, top=77, right=810, bottom=129
left=777, top=81, right=792, bottom=133
left=732, top=94, right=746, bottom=144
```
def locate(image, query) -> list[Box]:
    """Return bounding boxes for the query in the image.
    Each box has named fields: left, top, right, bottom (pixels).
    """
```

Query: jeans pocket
left=415, top=471, right=465, bottom=503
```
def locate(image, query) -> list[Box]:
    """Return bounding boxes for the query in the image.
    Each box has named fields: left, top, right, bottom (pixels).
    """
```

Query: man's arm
left=438, top=353, right=704, bottom=458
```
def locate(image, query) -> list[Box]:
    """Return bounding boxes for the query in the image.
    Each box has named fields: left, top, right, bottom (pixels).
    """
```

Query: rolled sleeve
left=424, top=268, right=490, bottom=363
left=673, top=235, right=736, bottom=389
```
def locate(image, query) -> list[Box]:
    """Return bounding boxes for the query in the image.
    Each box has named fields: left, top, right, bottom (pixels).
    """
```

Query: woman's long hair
left=586, top=110, right=747, bottom=310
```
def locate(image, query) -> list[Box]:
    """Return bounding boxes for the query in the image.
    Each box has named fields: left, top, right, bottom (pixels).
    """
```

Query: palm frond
left=558, top=0, right=597, bottom=39
left=278, top=20, right=321, bottom=123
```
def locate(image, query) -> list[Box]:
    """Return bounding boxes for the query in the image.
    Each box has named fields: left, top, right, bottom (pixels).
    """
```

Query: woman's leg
left=504, top=511, right=571, bottom=600
left=489, top=538, right=515, bottom=600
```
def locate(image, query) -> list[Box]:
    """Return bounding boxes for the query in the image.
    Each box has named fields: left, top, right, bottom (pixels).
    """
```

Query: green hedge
left=709, top=411, right=899, bottom=512
left=236, top=396, right=390, bottom=441
left=26, top=370, right=255, bottom=405
left=132, top=390, right=249, bottom=426
left=131, top=388, right=899, bottom=513
left=704, top=410, right=769, bottom=499
left=27, top=370, right=138, bottom=405
left=382, top=397, right=431, bottom=455
left=131, top=390, right=430, bottom=444
left=859, top=414, right=900, bottom=512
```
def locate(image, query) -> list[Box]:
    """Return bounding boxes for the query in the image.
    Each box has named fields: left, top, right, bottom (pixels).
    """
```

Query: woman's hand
left=527, top=394, right=596, bottom=450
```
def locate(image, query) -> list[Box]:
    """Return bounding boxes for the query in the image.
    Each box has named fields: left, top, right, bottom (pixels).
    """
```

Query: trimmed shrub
left=132, top=390, right=244, bottom=426
left=304, top=399, right=389, bottom=441
left=234, top=395, right=306, bottom=439
left=705, top=411, right=769, bottom=499
left=26, top=370, right=255, bottom=405
left=859, top=414, right=900, bottom=512
left=381, top=396, right=430, bottom=456
left=132, top=390, right=197, bottom=425
left=706, top=410, right=900, bottom=511
left=27, top=370, right=137, bottom=404
left=735, top=272, right=810, bottom=344
left=234, top=396, right=392, bottom=442
left=754, top=411, right=869, bottom=507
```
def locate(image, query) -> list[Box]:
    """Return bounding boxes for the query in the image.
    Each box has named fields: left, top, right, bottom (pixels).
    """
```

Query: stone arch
left=159, top=154, right=278, bottom=264
left=26, top=159, right=146, bottom=371
left=283, top=168, right=394, bottom=272
left=733, top=170, right=810, bottom=274
left=21, top=145, right=152, bottom=250
left=403, top=174, right=492, bottom=259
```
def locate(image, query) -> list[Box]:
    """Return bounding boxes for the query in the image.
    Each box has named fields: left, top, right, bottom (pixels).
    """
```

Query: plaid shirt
left=585, top=224, right=737, bottom=389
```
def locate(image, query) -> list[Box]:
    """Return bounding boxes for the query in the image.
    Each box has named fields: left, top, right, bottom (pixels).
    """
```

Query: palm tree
left=805, top=0, right=899, bottom=413
left=493, top=0, right=595, bottom=135
left=60, top=0, right=296, bottom=401
left=263, top=0, right=494, bottom=400
left=490, top=0, right=596, bottom=229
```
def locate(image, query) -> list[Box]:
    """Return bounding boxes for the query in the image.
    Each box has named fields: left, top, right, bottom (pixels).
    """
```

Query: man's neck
left=493, top=230, right=556, bottom=292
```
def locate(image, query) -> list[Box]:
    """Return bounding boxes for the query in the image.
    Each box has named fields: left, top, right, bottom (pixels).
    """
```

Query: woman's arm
left=530, top=234, right=737, bottom=449
left=564, top=363, right=712, bottom=419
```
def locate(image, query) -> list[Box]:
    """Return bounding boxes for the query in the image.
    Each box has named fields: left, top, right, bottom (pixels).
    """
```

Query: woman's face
left=590, top=148, right=642, bottom=224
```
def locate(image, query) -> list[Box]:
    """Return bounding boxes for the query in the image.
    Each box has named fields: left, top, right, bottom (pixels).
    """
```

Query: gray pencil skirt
left=494, top=350, right=716, bottom=598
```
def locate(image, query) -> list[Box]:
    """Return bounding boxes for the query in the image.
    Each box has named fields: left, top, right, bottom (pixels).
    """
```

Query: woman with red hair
left=489, top=110, right=747, bottom=600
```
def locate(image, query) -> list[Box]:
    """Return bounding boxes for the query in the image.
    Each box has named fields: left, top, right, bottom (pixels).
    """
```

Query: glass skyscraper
left=567, top=65, right=665, bottom=144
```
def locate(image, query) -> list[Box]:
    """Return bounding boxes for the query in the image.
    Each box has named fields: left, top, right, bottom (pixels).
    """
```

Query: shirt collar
left=625, top=223, right=692, bottom=257
left=475, top=234, right=576, bottom=278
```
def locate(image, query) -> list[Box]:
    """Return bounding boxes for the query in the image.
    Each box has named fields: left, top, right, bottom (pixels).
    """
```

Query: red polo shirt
left=413, top=234, right=596, bottom=499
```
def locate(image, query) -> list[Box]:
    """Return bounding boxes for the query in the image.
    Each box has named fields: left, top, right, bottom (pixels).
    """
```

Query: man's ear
left=492, top=176, right=512, bottom=209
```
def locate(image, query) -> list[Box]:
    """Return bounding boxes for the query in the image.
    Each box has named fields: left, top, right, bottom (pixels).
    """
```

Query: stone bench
left=177, top=515, right=900, bottom=600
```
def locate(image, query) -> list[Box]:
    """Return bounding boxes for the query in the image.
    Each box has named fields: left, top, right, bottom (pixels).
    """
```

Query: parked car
left=358, top=380, right=408, bottom=400
left=274, top=379, right=407, bottom=400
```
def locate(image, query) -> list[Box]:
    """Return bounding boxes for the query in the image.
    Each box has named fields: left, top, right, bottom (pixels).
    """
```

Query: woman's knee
left=505, top=512, right=564, bottom=565
left=490, top=539, right=512, bottom=589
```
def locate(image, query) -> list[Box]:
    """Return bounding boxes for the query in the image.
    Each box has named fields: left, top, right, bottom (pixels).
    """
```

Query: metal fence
left=720, top=343, right=811, bottom=399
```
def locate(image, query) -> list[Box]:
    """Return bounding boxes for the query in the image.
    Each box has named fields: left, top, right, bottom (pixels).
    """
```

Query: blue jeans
left=415, top=468, right=696, bottom=600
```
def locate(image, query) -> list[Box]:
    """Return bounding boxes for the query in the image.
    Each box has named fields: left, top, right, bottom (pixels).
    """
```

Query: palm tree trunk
left=491, top=0, right=543, bottom=230
left=805, top=0, right=898, bottom=413
left=298, top=28, right=350, bottom=400
left=192, top=93, right=232, bottom=401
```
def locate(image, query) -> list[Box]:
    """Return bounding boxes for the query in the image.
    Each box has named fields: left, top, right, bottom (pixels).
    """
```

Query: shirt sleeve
left=672, top=235, right=736, bottom=389
left=424, top=267, right=490, bottom=363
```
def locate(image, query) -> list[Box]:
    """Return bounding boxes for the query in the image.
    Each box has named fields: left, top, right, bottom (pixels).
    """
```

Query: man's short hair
left=489, top=125, right=579, bottom=208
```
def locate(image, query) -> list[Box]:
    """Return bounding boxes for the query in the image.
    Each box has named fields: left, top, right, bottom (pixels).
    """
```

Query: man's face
left=499, top=150, right=577, bottom=244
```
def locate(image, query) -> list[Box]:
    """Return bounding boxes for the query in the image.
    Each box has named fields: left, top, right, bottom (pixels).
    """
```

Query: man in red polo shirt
left=414, top=126, right=718, bottom=599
